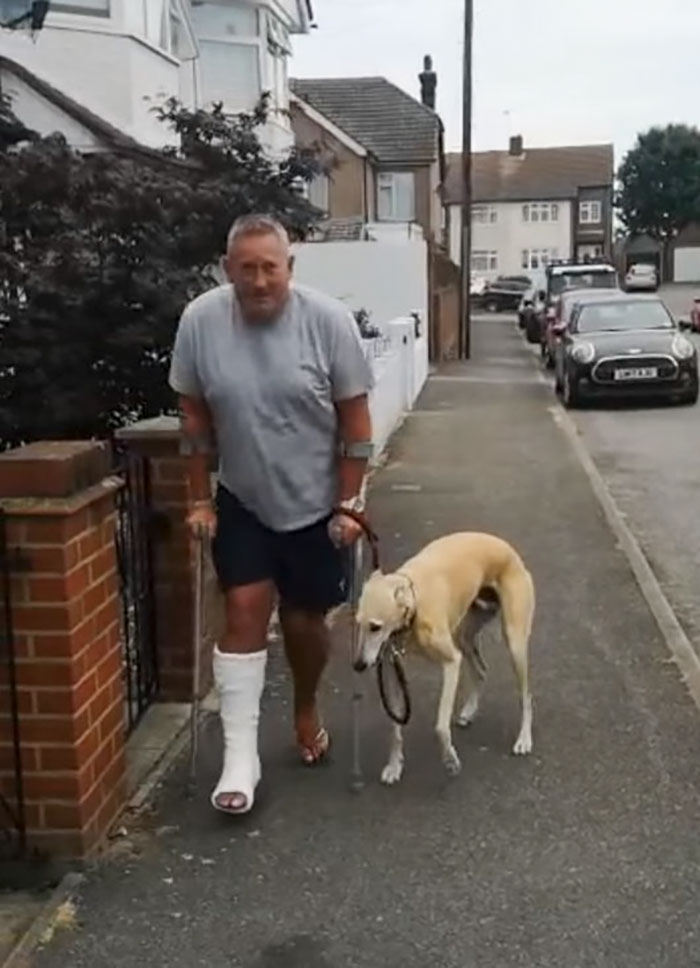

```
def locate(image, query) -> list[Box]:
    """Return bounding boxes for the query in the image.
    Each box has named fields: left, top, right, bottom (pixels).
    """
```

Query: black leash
left=333, top=506, right=413, bottom=727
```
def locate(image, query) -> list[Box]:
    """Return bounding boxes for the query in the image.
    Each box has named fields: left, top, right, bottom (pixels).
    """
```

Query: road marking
left=526, top=344, right=700, bottom=710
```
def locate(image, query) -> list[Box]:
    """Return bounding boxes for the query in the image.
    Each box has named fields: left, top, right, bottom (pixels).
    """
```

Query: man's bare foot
left=296, top=707, right=330, bottom=765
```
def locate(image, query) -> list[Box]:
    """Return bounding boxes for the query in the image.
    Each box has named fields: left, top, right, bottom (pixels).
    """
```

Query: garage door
left=674, top=247, right=700, bottom=282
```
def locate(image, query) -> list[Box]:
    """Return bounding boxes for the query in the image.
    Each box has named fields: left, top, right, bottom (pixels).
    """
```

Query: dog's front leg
left=380, top=723, right=404, bottom=785
left=437, top=652, right=463, bottom=776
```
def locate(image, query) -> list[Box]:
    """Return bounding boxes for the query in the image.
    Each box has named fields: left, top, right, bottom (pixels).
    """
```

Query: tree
left=617, top=124, right=700, bottom=277
left=0, top=97, right=322, bottom=449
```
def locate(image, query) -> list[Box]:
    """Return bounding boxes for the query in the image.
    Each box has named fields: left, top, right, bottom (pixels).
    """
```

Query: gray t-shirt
left=168, top=283, right=374, bottom=532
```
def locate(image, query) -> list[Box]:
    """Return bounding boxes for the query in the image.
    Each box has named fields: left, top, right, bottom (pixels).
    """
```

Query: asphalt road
left=31, top=318, right=700, bottom=968
left=532, top=283, right=700, bottom=661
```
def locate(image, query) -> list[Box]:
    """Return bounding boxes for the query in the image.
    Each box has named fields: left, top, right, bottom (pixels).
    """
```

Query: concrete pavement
left=29, top=318, right=700, bottom=968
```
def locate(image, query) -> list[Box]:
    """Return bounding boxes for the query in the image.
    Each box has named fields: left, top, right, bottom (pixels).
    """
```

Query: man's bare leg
left=212, top=581, right=275, bottom=813
left=279, top=605, right=332, bottom=763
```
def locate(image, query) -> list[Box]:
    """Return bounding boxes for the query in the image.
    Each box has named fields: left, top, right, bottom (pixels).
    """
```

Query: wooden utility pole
left=459, top=0, right=474, bottom=359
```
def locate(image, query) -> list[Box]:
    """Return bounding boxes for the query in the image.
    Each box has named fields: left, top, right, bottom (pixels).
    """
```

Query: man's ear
left=288, top=254, right=295, bottom=273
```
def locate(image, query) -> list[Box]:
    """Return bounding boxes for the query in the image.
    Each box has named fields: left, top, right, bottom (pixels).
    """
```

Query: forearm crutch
left=349, top=536, right=365, bottom=793
left=188, top=533, right=205, bottom=794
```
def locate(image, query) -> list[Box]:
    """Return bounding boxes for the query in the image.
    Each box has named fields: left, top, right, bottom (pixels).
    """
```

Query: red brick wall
left=0, top=443, right=126, bottom=857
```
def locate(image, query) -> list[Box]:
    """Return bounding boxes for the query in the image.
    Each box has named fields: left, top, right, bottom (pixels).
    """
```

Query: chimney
left=509, top=134, right=524, bottom=157
left=419, top=54, right=437, bottom=111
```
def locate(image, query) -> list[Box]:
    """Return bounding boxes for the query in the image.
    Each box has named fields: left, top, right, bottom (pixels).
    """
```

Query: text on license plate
left=614, top=367, right=658, bottom=381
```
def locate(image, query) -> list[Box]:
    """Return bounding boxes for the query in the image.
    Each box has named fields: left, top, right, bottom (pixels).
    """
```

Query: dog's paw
left=512, top=732, right=532, bottom=756
left=456, top=694, right=479, bottom=728
left=380, top=758, right=404, bottom=785
left=442, top=747, right=462, bottom=777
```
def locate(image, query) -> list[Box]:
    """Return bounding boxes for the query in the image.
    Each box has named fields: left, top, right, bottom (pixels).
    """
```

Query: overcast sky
left=292, top=0, right=700, bottom=169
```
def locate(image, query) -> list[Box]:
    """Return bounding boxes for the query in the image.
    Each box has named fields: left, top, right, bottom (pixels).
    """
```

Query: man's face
left=225, top=231, right=292, bottom=323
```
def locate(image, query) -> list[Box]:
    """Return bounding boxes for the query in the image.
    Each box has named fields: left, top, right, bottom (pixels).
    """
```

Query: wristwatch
left=338, top=495, right=365, bottom=515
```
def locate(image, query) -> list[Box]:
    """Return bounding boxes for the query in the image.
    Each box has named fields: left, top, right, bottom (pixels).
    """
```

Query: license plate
left=614, top=367, right=658, bottom=381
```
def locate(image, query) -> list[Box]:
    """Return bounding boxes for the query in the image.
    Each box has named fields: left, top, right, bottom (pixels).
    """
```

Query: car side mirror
left=552, top=322, right=567, bottom=336
left=678, top=318, right=691, bottom=331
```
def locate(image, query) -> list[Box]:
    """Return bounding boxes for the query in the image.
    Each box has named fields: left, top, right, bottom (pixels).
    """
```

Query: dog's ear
left=393, top=584, right=410, bottom=610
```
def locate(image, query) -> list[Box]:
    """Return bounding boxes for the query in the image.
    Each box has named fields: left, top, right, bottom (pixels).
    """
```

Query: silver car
left=625, top=263, right=658, bottom=292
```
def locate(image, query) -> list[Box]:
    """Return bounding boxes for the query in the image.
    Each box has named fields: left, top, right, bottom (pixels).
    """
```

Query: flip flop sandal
left=298, top=727, right=331, bottom=766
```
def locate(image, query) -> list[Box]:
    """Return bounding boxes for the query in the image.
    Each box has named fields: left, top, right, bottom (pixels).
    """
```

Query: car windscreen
left=576, top=300, right=674, bottom=334
left=551, top=271, right=617, bottom=296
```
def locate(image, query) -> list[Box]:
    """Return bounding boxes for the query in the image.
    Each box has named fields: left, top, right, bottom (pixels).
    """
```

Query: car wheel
left=562, top=370, right=581, bottom=409
left=679, top=382, right=699, bottom=406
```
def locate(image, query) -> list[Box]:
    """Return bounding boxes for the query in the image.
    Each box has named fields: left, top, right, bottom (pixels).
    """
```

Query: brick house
left=444, top=136, right=614, bottom=280
left=289, top=75, right=446, bottom=244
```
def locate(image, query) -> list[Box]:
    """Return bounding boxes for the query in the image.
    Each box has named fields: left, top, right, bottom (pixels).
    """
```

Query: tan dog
left=354, top=532, right=535, bottom=784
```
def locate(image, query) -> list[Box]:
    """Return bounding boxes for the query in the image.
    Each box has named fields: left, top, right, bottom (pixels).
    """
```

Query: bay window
left=192, top=0, right=263, bottom=112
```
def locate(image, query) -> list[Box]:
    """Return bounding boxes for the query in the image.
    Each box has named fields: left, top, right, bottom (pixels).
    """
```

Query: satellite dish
left=1, top=1, right=50, bottom=33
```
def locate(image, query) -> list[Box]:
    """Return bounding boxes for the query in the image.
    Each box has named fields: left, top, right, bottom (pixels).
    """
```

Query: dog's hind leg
left=380, top=723, right=404, bottom=785
left=456, top=647, right=482, bottom=728
left=499, top=566, right=535, bottom=756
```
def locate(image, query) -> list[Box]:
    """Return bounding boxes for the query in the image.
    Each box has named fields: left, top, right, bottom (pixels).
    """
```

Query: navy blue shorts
left=211, top=485, right=351, bottom=613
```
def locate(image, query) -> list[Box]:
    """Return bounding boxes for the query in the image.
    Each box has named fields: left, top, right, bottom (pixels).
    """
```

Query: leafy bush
left=0, top=96, right=321, bottom=448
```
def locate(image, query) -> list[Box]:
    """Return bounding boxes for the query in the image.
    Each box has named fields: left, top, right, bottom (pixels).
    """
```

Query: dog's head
left=354, top=571, right=414, bottom=672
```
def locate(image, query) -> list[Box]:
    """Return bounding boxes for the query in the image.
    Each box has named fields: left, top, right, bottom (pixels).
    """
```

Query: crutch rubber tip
left=350, top=775, right=365, bottom=794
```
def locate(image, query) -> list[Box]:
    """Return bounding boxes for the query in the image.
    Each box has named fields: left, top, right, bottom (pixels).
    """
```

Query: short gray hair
left=226, top=214, right=290, bottom=253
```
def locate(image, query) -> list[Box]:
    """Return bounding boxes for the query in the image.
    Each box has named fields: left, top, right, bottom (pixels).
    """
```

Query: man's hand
left=187, top=500, right=217, bottom=541
left=328, top=511, right=364, bottom=547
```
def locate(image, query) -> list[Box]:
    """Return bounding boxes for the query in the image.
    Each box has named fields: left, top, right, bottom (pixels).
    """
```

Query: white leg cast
left=211, top=646, right=267, bottom=814
left=436, top=652, right=462, bottom=776
left=381, top=724, right=404, bottom=785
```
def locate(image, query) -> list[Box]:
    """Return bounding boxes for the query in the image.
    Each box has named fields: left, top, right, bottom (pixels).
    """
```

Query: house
left=0, top=1, right=314, bottom=156
left=289, top=72, right=445, bottom=244
left=444, top=136, right=614, bottom=280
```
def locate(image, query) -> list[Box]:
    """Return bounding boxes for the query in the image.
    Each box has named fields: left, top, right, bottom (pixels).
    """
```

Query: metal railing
left=113, top=447, right=159, bottom=734
left=0, top=509, right=26, bottom=858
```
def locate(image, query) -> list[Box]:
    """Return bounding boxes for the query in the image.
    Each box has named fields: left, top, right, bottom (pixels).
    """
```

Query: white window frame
left=471, top=250, right=499, bottom=273
left=522, top=202, right=559, bottom=223
left=472, top=204, right=498, bottom=224
left=377, top=171, right=416, bottom=222
left=522, top=248, right=559, bottom=270
left=193, top=2, right=265, bottom=112
left=579, top=200, right=602, bottom=224
left=51, top=0, right=110, bottom=15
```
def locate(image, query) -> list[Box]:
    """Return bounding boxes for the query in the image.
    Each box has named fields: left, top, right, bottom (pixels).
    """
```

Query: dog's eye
left=369, top=621, right=383, bottom=633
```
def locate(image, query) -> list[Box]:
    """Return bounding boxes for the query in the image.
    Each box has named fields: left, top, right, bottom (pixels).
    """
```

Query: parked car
left=478, top=276, right=532, bottom=313
left=552, top=293, right=698, bottom=408
left=541, top=287, right=618, bottom=369
left=625, top=262, right=658, bottom=292
left=546, top=261, right=619, bottom=304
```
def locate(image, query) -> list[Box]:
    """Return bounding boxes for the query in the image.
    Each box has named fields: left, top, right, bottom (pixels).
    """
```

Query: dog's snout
left=353, top=658, right=368, bottom=673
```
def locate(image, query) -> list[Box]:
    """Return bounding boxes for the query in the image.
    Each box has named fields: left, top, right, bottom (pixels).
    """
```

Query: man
left=168, top=214, right=374, bottom=815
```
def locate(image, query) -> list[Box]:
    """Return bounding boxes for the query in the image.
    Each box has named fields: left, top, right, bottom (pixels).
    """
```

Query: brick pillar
left=115, top=418, right=221, bottom=703
left=0, top=442, right=126, bottom=857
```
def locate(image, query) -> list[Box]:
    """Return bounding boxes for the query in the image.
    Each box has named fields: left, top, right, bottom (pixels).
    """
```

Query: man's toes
left=215, top=792, right=248, bottom=812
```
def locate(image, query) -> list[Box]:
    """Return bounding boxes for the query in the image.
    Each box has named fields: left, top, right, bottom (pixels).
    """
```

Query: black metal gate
left=0, top=509, right=26, bottom=858
left=113, top=447, right=159, bottom=734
